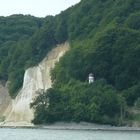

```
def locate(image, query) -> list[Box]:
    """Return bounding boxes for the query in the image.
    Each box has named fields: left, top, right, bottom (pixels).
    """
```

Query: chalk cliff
left=0, top=82, right=11, bottom=120
left=1, top=42, right=69, bottom=126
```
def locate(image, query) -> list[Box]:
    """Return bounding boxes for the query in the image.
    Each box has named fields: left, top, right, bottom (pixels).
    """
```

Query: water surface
left=0, top=128, right=140, bottom=140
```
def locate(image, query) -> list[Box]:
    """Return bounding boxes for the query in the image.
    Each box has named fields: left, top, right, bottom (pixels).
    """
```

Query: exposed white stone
left=3, top=42, right=69, bottom=126
left=0, top=82, right=11, bottom=118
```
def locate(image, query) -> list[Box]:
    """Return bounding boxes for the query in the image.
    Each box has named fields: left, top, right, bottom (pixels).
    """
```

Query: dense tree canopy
left=31, top=80, right=126, bottom=125
left=0, top=14, right=45, bottom=97
left=32, top=0, right=140, bottom=125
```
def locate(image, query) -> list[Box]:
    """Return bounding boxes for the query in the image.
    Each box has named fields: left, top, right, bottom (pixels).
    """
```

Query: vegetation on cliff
left=31, top=0, right=140, bottom=125
left=0, top=0, right=140, bottom=125
left=31, top=80, right=126, bottom=125
left=0, top=14, right=44, bottom=97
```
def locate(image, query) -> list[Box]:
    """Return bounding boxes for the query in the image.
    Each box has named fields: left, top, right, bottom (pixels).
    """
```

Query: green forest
left=0, top=14, right=45, bottom=97
left=0, top=0, right=140, bottom=125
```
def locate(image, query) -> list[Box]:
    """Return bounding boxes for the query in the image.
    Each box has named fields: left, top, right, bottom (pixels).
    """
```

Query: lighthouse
left=88, top=73, right=94, bottom=84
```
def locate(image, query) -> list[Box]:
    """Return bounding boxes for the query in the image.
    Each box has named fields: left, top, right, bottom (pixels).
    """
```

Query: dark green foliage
left=135, top=98, right=140, bottom=108
left=92, top=28, right=140, bottom=90
left=0, top=14, right=43, bottom=45
left=31, top=88, right=62, bottom=124
left=123, top=83, right=140, bottom=106
left=54, top=13, right=68, bottom=43
left=51, top=0, right=140, bottom=90
left=52, top=28, right=140, bottom=90
left=32, top=80, right=126, bottom=125
left=0, top=14, right=44, bottom=97
left=31, top=0, right=140, bottom=125
left=125, top=12, right=140, bottom=30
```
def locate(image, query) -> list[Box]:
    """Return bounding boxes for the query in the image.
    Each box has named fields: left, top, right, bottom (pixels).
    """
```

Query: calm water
left=0, top=128, right=140, bottom=140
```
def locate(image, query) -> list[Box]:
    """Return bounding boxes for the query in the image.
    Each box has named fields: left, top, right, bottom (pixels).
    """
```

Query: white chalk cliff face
left=3, top=42, right=69, bottom=126
left=0, top=82, right=11, bottom=118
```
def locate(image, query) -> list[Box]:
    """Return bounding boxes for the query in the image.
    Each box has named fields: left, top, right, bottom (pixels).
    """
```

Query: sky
left=0, top=0, right=81, bottom=17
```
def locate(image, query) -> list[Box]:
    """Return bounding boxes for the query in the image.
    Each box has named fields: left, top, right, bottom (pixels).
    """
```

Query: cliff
left=0, top=42, right=69, bottom=126
left=0, top=82, right=11, bottom=120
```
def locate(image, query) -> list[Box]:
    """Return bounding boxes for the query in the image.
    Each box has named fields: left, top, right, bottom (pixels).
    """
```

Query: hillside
left=0, top=0, right=140, bottom=125
left=31, top=0, right=140, bottom=125
left=0, top=14, right=44, bottom=97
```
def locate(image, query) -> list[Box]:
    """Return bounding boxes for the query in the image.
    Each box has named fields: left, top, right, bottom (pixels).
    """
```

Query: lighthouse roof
left=89, top=73, right=93, bottom=76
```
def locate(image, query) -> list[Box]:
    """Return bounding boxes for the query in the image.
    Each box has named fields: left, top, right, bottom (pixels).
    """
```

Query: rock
left=3, top=42, right=70, bottom=126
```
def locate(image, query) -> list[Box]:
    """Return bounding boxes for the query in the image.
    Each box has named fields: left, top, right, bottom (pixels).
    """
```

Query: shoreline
left=0, top=122, right=140, bottom=131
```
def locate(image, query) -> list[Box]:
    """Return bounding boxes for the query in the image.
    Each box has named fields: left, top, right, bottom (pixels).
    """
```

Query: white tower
left=88, top=73, right=94, bottom=84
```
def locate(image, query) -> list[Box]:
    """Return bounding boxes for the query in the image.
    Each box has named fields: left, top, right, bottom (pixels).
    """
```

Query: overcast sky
left=0, top=0, right=81, bottom=17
